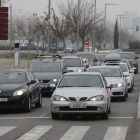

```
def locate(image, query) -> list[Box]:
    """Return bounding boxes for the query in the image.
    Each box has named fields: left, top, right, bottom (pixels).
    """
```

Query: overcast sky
left=5, top=0, right=140, bottom=24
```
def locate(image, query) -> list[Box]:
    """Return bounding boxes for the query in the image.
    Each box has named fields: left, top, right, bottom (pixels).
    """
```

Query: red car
left=75, top=52, right=97, bottom=66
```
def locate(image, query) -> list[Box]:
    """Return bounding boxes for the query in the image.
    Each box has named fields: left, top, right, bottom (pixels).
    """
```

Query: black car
left=0, top=69, right=42, bottom=112
left=119, top=52, right=139, bottom=74
left=29, top=55, right=68, bottom=95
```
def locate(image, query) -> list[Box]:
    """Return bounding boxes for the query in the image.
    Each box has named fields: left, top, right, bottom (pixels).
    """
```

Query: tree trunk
left=62, top=39, right=67, bottom=56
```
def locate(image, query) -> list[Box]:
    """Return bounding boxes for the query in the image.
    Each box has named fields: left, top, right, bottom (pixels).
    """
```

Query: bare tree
left=17, top=19, right=39, bottom=66
left=58, top=0, right=103, bottom=51
left=68, top=32, right=77, bottom=45
left=51, top=9, right=72, bottom=55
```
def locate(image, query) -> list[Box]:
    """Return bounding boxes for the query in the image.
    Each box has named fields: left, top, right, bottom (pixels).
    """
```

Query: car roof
left=105, top=53, right=121, bottom=61
left=31, top=58, right=62, bottom=63
left=0, top=69, right=29, bottom=72
left=64, top=72, right=101, bottom=76
left=62, top=56, right=80, bottom=59
left=90, top=66, right=120, bottom=69
left=75, top=52, right=94, bottom=55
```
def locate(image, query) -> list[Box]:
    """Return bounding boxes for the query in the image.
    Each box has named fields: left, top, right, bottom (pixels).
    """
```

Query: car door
left=29, top=72, right=40, bottom=101
left=26, top=72, right=36, bottom=103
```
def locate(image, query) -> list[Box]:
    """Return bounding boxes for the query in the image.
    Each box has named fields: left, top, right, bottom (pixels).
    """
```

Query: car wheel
left=35, top=93, right=42, bottom=107
left=51, top=112, right=59, bottom=119
left=101, top=108, right=108, bottom=120
left=134, top=69, right=138, bottom=74
left=25, top=96, right=32, bottom=112
left=108, top=105, right=111, bottom=113
left=129, top=85, right=132, bottom=93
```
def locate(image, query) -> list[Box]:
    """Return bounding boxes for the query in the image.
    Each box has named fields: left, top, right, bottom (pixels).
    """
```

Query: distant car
left=89, top=66, right=128, bottom=101
left=119, top=52, right=139, bottom=74
left=75, top=52, right=97, bottom=66
left=65, top=45, right=78, bottom=53
left=29, top=55, right=68, bottom=95
left=84, top=47, right=97, bottom=53
left=98, top=51, right=110, bottom=54
left=62, top=56, right=87, bottom=72
left=114, top=49, right=123, bottom=53
left=51, top=72, right=112, bottom=119
left=0, top=69, right=42, bottom=112
left=20, top=43, right=27, bottom=47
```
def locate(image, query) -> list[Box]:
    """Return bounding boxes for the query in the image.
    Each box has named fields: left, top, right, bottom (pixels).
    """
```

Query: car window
left=90, top=67, right=122, bottom=77
left=119, top=53, right=135, bottom=59
left=29, top=62, right=61, bottom=72
left=58, top=75, right=103, bottom=88
left=63, top=58, right=81, bottom=67
left=0, top=72, right=26, bottom=84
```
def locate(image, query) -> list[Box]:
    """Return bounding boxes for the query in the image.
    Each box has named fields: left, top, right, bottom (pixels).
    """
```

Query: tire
left=128, top=85, right=132, bottom=93
left=108, top=105, right=111, bottom=113
left=24, top=96, right=32, bottom=112
left=101, top=110, right=108, bottom=120
left=134, top=69, right=138, bottom=74
left=35, top=93, right=42, bottom=107
left=51, top=112, right=59, bottom=119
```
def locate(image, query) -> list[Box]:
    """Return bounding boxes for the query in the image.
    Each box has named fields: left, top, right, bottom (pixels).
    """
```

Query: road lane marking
left=109, top=117, right=133, bottom=119
left=137, top=92, right=140, bottom=118
left=103, top=126, right=128, bottom=140
left=60, top=126, right=90, bottom=140
left=39, top=113, right=48, bottom=117
left=16, top=126, right=53, bottom=140
left=0, top=126, right=17, bottom=137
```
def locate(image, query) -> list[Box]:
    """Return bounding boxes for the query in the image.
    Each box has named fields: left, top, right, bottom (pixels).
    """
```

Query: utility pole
left=93, top=0, right=96, bottom=53
left=10, top=4, right=12, bottom=55
left=47, top=0, right=51, bottom=56
left=76, top=0, right=80, bottom=51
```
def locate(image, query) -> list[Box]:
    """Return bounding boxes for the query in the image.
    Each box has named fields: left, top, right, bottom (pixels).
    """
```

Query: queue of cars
left=0, top=49, right=138, bottom=120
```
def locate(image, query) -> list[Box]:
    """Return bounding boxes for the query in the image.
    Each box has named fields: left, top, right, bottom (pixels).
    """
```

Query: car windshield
left=106, top=64, right=128, bottom=72
left=0, top=72, right=26, bottom=84
left=77, top=55, right=93, bottom=62
left=90, top=68, right=122, bottom=77
left=29, top=62, right=61, bottom=72
left=63, top=58, right=81, bottom=67
left=119, top=53, right=135, bottom=59
left=59, top=75, right=103, bottom=88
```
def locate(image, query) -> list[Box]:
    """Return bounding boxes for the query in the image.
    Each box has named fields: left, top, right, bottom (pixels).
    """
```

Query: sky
left=4, top=0, right=140, bottom=24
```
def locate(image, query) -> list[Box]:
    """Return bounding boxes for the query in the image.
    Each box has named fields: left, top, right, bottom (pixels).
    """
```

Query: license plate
left=69, top=103, right=87, bottom=108
left=0, top=98, right=8, bottom=102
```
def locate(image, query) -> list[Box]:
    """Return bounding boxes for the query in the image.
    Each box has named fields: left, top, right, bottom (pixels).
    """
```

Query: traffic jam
left=0, top=50, right=138, bottom=120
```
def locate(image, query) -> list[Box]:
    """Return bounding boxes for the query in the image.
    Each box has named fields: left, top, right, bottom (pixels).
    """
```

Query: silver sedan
left=50, top=72, right=112, bottom=120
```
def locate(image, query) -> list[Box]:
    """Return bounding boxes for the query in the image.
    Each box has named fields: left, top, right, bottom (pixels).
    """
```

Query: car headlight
left=88, top=95, right=104, bottom=101
left=114, top=83, right=124, bottom=88
left=54, top=95, right=68, bottom=101
left=13, top=89, right=27, bottom=96
left=131, top=61, right=136, bottom=64
left=53, top=78, right=60, bottom=82
left=126, top=76, right=130, bottom=79
left=76, top=69, right=82, bottom=72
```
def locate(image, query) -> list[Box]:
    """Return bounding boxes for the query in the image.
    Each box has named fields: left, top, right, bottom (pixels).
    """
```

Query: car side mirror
left=106, top=84, right=113, bottom=89
left=136, top=56, right=139, bottom=59
left=30, top=80, right=36, bottom=84
left=49, top=84, right=56, bottom=88
left=63, top=70, right=68, bottom=74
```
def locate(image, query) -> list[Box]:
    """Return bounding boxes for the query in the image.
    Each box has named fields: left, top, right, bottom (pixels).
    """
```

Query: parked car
left=0, top=69, right=42, bottom=112
left=75, top=52, right=97, bottom=66
left=89, top=66, right=128, bottom=101
left=65, top=45, right=78, bottom=53
left=118, top=52, right=139, bottom=74
left=51, top=72, right=112, bottom=119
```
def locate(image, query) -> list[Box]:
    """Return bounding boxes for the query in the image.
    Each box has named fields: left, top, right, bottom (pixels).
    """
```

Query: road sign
left=136, top=26, right=139, bottom=31
left=84, top=40, right=89, bottom=46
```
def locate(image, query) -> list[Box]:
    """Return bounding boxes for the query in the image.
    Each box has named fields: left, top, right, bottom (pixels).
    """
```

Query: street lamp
left=104, top=3, right=118, bottom=48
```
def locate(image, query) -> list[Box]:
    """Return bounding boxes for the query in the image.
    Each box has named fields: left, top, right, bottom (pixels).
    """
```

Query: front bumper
left=111, top=87, right=125, bottom=97
left=51, top=100, right=108, bottom=114
left=40, top=83, right=57, bottom=93
left=0, top=92, right=29, bottom=109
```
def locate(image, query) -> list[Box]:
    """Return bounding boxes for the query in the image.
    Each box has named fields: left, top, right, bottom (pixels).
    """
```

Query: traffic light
left=136, top=26, right=139, bottom=31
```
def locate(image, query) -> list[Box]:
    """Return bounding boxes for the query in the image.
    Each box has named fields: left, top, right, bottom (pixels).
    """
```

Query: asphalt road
left=0, top=60, right=140, bottom=140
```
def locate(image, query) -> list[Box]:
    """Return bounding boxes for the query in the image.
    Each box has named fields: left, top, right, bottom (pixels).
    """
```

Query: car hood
left=67, top=67, right=83, bottom=72
left=0, top=83, right=27, bottom=92
left=33, top=72, right=62, bottom=80
left=105, top=77, right=123, bottom=85
left=53, top=87, right=104, bottom=99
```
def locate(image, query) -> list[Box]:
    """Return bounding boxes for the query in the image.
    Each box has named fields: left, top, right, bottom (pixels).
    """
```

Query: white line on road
left=0, top=126, right=17, bottom=137
left=103, top=126, right=128, bottom=140
left=109, top=117, right=133, bottom=119
left=137, top=92, right=140, bottom=118
left=60, top=126, right=90, bottom=140
left=16, top=126, right=53, bottom=140
left=39, top=113, right=48, bottom=117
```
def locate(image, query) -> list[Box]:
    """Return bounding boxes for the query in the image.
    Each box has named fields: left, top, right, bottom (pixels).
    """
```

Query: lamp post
left=76, top=0, right=80, bottom=51
left=104, top=3, right=118, bottom=48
